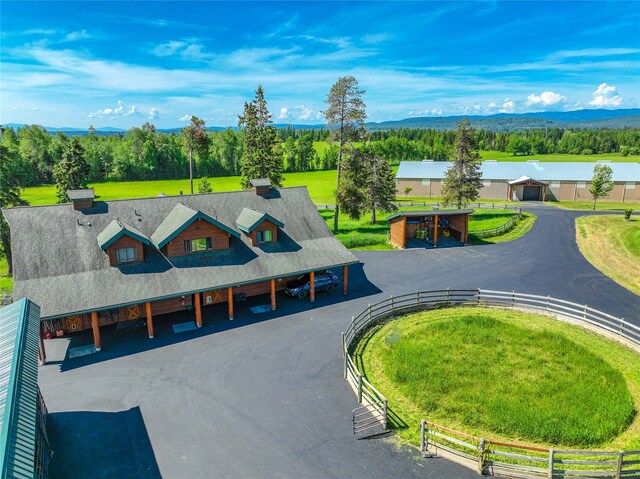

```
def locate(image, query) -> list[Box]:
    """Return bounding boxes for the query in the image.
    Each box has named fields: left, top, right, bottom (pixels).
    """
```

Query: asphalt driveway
left=39, top=204, right=640, bottom=478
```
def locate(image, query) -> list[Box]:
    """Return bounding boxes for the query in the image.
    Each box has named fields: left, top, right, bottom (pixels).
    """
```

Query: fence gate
left=352, top=402, right=388, bottom=437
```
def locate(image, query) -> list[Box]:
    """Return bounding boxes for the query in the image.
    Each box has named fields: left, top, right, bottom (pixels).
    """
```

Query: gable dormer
left=151, top=203, right=240, bottom=258
left=67, top=189, right=95, bottom=210
left=249, top=178, right=272, bottom=196
left=97, top=219, right=151, bottom=266
left=236, top=207, right=284, bottom=246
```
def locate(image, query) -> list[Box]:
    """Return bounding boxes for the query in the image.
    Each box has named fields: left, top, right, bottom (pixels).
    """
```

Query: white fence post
left=548, top=449, right=554, bottom=479
left=478, top=438, right=486, bottom=474
left=382, top=399, right=388, bottom=430
left=368, top=304, right=372, bottom=321
left=512, top=290, right=516, bottom=307
left=616, top=451, right=623, bottom=479
left=620, top=319, right=625, bottom=337
left=420, top=420, right=426, bottom=457
left=416, top=290, right=420, bottom=306
left=390, top=295, right=394, bottom=310
left=446, top=287, right=450, bottom=303
left=584, top=304, right=588, bottom=320
left=357, top=374, right=363, bottom=403
left=477, top=288, right=481, bottom=305
left=547, top=295, right=551, bottom=311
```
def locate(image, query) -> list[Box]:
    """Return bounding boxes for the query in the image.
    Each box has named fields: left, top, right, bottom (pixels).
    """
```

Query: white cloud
left=525, top=91, right=566, bottom=107
left=151, top=40, right=210, bottom=61
left=178, top=114, right=192, bottom=122
left=408, top=109, right=443, bottom=117
left=499, top=98, right=515, bottom=113
left=277, top=105, right=319, bottom=122
left=278, top=107, right=289, bottom=120
left=88, top=100, right=143, bottom=118
left=148, top=107, right=160, bottom=120
left=62, top=30, right=91, bottom=43
left=589, top=83, right=622, bottom=107
left=487, top=102, right=497, bottom=109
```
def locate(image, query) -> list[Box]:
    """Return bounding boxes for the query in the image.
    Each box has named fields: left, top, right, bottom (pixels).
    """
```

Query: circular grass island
left=354, top=307, right=640, bottom=449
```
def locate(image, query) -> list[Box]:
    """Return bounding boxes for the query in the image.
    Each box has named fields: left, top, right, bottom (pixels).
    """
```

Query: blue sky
left=1, top=1, right=639, bottom=128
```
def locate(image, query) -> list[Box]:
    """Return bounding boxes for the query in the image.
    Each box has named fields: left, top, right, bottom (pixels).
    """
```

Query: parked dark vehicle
left=284, top=270, right=339, bottom=299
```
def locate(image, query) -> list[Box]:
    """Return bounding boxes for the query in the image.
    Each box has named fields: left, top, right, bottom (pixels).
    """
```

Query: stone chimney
left=249, top=178, right=272, bottom=196
left=67, top=189, right=95, bottom=210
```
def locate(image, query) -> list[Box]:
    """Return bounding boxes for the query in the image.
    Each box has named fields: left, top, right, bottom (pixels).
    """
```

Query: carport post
left=434, top=214, right=439, bottom=247
left=38, top=323, right=46, bottom=365
left=194, top=293, right=202, bottom=328
left=310, top=271, right=315, bottom=302
left=343, top=264, right=348, bottom=295
left=228, top=287, right=234, bottom=320
left=146, top=301, right=154, bottom=338
left=91, top=311, right=101, bottom=351
left=270, top=279, right=276, bottom=311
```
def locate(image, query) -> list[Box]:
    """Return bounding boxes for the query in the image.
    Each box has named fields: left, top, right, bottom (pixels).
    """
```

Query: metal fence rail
left=342, top=289, right=640, bottom=477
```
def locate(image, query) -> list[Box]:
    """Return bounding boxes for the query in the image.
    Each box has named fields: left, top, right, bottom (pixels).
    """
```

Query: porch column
left=228, top=287, right=234, bottom=320
left=194, top=293, right=202, bottom=328
left=271, top=279, right=276, bottom=311
left=91, top=311, right=101, bottom=351
left=401, top=217, right=407, bottom=249
left=310, top=271, right=315, bottom=302
left=38, top=323, right=46, bottom=365
left=434, top=214, right=439, bottom=248
left=343, top=264, right=349, bottom=295
left=464, top=214, right=469, bottom=244
left=542, top=187, right=547, bottom=202
left=146, top=301, right=154, bottom=338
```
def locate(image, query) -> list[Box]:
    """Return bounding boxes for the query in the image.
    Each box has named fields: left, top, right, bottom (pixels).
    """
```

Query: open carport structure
left=387, top=209, right=472, bottom=248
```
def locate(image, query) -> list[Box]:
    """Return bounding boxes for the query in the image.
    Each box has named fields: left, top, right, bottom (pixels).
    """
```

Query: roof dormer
left=67, top=189, right=95, bottom=210
left=249, top=178, right=272, bottom=196
left=151, top=203, right=240, bottom=257
left=97, top=219, right=151, bottom=266
left=236, top=207, right=283, bottom=246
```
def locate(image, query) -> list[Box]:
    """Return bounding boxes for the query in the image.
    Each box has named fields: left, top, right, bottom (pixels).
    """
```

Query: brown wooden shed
left=387, top=209, right=473, bottom=249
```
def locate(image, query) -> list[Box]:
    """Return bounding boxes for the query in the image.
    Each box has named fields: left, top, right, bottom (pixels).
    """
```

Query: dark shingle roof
left=4, top=187, right=358, bottom=319
left=96, top=219, right=151, bottom=250
left=235, top=207, right=284, bottom=233
left=0, top=298, right=42, bottom=479
left=66, top=189, right=95, bottom=201
left=249, top=178, right=271, bottom=188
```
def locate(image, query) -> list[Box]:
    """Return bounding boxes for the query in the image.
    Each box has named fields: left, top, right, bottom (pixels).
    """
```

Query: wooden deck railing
left=342, top=289, right=640, bottom=477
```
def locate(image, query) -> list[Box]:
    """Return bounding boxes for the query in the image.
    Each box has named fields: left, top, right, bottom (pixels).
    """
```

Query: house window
left=256, top=230, right=273, bottom=243
left=116, top=247, right=137, bottom=263
left=184, top=237, right=212, bottom=253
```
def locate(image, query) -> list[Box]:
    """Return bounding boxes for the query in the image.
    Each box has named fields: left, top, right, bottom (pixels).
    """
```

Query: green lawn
left=322, top=207, right=526, bottom=249
left=22, top=170, right=341, bottom=206
left=0, top=256, right=12, bottom=299
left=480, top=150, right=635, bottom=162
left=355, top=307, right=640, bottom=449
left=548, top=201, right=640, bottom=212
left=576, top=216, right=640, bottom=295
left=468, top=212, right=536, bottom=245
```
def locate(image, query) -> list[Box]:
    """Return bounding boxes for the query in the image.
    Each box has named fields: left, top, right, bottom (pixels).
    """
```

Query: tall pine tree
left=238, top=86, right=283, bottom=188
left=0, top=143, right=28, bottom=276
left=324, top=76, right=367, bottom=231
left=53, top=138, right=90, bottom=203
left=442, top=119, right=483, bottom=209
left=367, top=152, right=397, bottom=224
left=181, top=116, right=208, bottom=194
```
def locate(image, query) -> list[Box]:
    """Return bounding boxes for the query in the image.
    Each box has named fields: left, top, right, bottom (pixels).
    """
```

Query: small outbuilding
left=387, top=209, right=472, bottom=249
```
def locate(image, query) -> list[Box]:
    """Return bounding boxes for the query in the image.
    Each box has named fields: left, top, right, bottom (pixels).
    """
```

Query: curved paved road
left=40, top=204, right=640, bottom=479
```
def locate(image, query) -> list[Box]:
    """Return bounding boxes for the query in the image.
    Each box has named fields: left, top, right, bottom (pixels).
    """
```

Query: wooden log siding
left=165, top=218, right=230, bottom=257
left=389, top=217, right=407, bottom=248
left=248, top=219, right=279, bottom=246
left=203, top=277, right=297, bottom=305
left=106, top=235, right=145, bottom=266
left=447, top=214, right=469, bottom=244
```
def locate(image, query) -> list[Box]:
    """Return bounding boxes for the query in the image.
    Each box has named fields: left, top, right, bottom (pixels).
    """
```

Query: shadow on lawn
left=49, top=263, right=382, bottom=372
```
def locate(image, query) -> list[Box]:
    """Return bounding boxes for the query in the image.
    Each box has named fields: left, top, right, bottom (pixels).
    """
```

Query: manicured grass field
left=549, top=201, right=640, bottom=212
left=0, top=256, right=11, bottom=299
left=21, top=170, right=341, bottom=206
left=468, top=212, right=537, bottom=245
left=576, top=215, right=640, bottom=295
left=322, top=207, right=525, bottom=249
left=355, top=307, right=640, bottom=448
left=480, top=150, right=633, bottom=162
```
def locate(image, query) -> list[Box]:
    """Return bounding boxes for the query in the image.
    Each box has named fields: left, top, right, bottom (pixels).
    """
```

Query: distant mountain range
left=4, top=108, right=640, bottom=135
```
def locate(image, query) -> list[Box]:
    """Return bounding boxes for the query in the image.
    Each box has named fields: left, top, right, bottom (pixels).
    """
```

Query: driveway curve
left=40, top=204, right=640, bottom=479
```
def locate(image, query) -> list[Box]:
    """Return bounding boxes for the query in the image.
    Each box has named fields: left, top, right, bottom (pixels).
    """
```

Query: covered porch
left=508, top=176, right=548, bottom=201
left=387, top=209, right=473, bottom=249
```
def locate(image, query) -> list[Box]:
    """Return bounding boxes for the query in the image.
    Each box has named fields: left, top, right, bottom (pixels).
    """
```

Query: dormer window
left=256, top=230, right=273, bottom=243
left=116, top=247, right=138, bottom=263
left=185, top=237, right=212, bottom=253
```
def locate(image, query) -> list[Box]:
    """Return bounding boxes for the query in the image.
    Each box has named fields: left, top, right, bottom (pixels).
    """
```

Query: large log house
left=4, top=180, right=358, bottom=360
